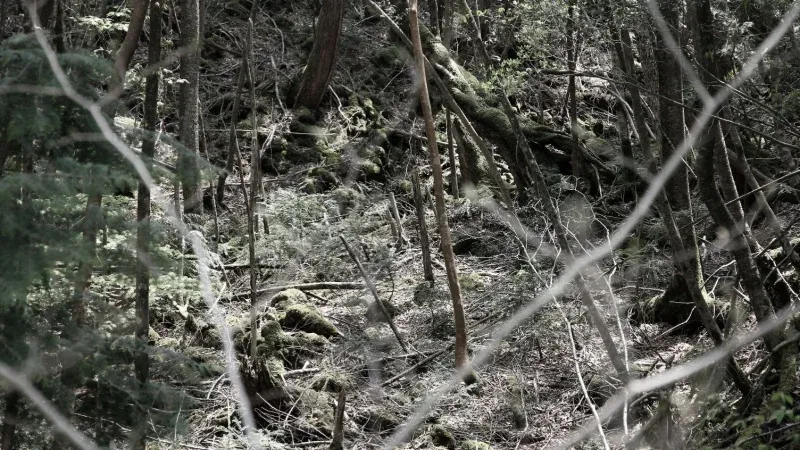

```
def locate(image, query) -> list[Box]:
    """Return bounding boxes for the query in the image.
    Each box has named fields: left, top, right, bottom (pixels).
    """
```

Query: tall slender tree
left=408, top=0, right=475, bottom=384
left=178, top=0, right=202, bottom=214
left=131, top=1, right=161, bottom=448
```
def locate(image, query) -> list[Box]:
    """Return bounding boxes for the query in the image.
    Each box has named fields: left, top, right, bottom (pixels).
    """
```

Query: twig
left=340, top=235, right=408, bottom=352
left=381, top=345, right=451, bottom=387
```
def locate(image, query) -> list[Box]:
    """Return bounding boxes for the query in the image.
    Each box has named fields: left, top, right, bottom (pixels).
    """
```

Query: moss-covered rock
left=333, top=186, right=365, bottom=214
left=366, top=299, right=400, bottom=323
left=270, top=288, right=308, bottom=310
left=459, top=440, right=492, bottom=450
left=302, top=167, right=339, bottom=193
left=311, top=370, right=354, bottom=393
left=157, top=337, right=180, bottom=351
left=458, top=272, right=485, bottom=291
left=295, top=106, right=316, bottom=124
left=429, top=424, right=457, bottom=450
left=281, top=332, right=330, bottom=368
left=355, top=407, right=400, bottom=434
left=280, top=304, right=339, bottom=338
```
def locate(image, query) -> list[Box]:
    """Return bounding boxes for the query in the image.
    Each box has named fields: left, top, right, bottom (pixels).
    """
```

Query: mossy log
left=412, top=24, right=615, bottom=194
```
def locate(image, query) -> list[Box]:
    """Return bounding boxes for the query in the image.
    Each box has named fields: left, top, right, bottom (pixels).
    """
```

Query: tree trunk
left=413, top=171, right=434, bottom=282
left=446, top=109, right=458, bottom=197
left=215, top=64, right=246, bottom=205
left=131, top=2, right=161, bottom=449
left=654, top=0, right=751, bottom=396
left=0, top=392, right=20, bottom=450
left=408, top=0, right=475, bottom=384
left=293, top=0, right=345, bottom=108
left=113, top=0, right=150, bottom=93
left=692, top=0, right=790, bottom=393
left=178, top=0, right=202, bottom=215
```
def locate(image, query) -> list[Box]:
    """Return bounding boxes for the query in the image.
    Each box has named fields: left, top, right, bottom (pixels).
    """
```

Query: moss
left=270, top=288, right=308, bottom=309
left=333, top=186, right=365, bottom=214
left=311, top=371, right=354, bottom=393
left=157, top=337, right=180, bottom=350
left=429, top=424, right=456, bottom=450
left=459, top=440, right=492, bottom=450
left=259, top=320, right=286, bottom=353
left=280, top=304, right=339, bottom=338
left=459, top=272, right=485, bottom=291
left=295, top=106, right=315, bottom=124
left=363, top=326, right=401, bottom=353
left=148, top=326, right=161, bottom=344
left=296, top=389, right=336, bottom=435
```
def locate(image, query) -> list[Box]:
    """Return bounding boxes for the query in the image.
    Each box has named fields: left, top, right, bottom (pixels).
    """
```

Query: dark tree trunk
left=0, top=392, right=20, bottom=450
left=179, top=0, right=202, bottom=214
left=131, top=2, right=161, bottom=449
left=293, top=0, right=345, bottom=108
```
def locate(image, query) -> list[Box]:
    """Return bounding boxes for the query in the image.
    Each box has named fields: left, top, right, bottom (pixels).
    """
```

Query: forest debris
left=270, top=288, right=308, bottom=309
left=229, top=281, right=364, bottom=300
left=429, top=424, right=457, bottom=450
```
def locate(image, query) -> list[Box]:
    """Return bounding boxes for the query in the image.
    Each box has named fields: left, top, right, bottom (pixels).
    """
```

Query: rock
left=295, top=106, right=316, bottom=124
left=148, top=326, right=161, bottom=344
left=459, top=440, right=492, bottom=450
left=270, top=289, right=308, bottom=310
left=429, top=424, right=456, bottom=450
left=280, top=304, right=339, bottom=338
left=355, top=407, right=400, bottom=434
left=366, top=299, right=400, bottom=323
left=241, top=356, right=288, bottom=410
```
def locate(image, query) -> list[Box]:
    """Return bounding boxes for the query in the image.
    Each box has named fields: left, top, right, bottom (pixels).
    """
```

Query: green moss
left=280, top=304, right=339, bottom=338
left=459, top=272, right=485, bottom=291
left=429, top=424, right=456, bottom=450
left=459, top=440, right=492, bottom=450
left=270, top=288, right=308, bottom=309
left=311, top=371, right=354, bottom=393
left=260, top=320, right=286, bottom=353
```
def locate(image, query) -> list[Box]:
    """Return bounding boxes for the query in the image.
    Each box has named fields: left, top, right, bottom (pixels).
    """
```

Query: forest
left=2, top=0, right=800, bottom=448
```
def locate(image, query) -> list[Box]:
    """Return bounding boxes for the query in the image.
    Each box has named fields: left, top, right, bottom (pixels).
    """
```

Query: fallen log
left=229, top=281, right=364, bottom=300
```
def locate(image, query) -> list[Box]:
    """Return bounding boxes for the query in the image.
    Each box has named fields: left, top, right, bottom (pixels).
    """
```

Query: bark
left=446, top=109, right=458, bottom=197
left=413, top=171, right=435, bottom=282
left=245, top=20, right=259, bottom=360
left=131, top=2, right=161, bottom=449
left=114, top=0, right=150, bottom=93
left=0, top=0, right=7, bottom=42
left=215, top=64, right=246, bottom=205
left=53, top=0, right=64, bottom=52
left=566, top=0, right=591, bottom=192
left=178, top=0, right=202, bottom=215
left=329, top=390, right=346, bottom=450
left=692, top=1, right=790, bottom=394
left=650, top=0, right=751, bottom=395
left=0, top=392, right=20, bottom=450
left=409, top=0, right=474, bottom=383
left=293, top=0, right=345, bottom=108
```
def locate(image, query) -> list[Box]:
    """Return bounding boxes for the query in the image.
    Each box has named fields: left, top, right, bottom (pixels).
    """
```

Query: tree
left=178, top=0, right=202, bottom=214
left=131, top=1, right=161, bottom=448
left=293, top=0, right=345, bottom=108
left=408, top=0, right=475, bottom=384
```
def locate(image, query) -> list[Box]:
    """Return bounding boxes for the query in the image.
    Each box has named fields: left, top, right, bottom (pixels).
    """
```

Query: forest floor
left=135, top=2, right=800, bottom=449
